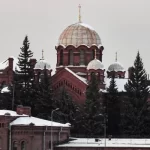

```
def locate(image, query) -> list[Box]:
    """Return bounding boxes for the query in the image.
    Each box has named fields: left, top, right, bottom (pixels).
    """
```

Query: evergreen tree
left=107, top=73, right=120, bottom=136
left=34, top=66, right=54, bottom=118
left=54, top=87, right=78, bottom=124
left=121, top=51, right=150, bottom=137
left=14, top=36, right=34, bottom=106
left=81, top=73, right=104, bottom=137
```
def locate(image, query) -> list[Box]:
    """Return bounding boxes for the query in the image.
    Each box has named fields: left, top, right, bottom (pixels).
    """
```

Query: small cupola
left=34, top=50, right=52, bottom=83
left=86, top=50, right=105, bottom=88
left=107, top=52, right=125, bottom=78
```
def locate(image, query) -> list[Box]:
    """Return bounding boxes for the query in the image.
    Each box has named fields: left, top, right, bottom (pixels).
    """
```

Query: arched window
left=59, top=50, right=63, bottom=65
left=80, top=50, right=84, bottom=65
left=13, top=141, right=17, bottom=150
left=99, top=49, right=102, bottom=61
left=21, top=141, right=26, bottom=150
left=68, top=50, right=73, bottom=65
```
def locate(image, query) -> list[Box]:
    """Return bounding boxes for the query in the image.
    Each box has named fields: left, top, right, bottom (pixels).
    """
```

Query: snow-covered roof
left=57, top=138, right=150, bottom=148
left=87, top=59, right=104, bottom=70
left=1, top=86, right=10, bottom=93
left=0, top=56, right=19, bottom=71
left=105, top=78, right=128, bottom=92
left=65, top=67, right=87, bottom=85
left=57, top=22, right=101, bottom=47
left=34, top=59, right=51, bottom=70
left=108, top=62, right=125, bottom=72
left=0, top=110, right=27, bottom=116
left=10, top=116, right=71, bottom=127
left=76, top=72, right=86, bottom=75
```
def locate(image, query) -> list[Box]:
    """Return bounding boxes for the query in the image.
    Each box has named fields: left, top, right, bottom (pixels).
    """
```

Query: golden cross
left=42, top=49, right=44, bottom=60
left=78, top=4, right=81, bottom=22
left=115, top=52, right=117, bottom=62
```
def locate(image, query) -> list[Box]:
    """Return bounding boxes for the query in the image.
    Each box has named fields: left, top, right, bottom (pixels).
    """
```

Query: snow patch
left=65, top=68, right=87, bottom=84
left=10, top=116, right=71, bottom=127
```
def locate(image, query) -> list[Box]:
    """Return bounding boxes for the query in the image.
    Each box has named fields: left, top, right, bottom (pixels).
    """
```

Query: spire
left=42, top=49, right=44, bottom=60
left=78, top=4, right=81, bottom=23
left=95, top=49, right=97, bottom=59
left=115, top=52, right=117, bottom=62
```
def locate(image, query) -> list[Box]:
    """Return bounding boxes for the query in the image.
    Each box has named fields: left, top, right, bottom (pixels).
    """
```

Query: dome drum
left=56, top=45, right=103, bottom=75
left=107, top=62, right=125, bottom=78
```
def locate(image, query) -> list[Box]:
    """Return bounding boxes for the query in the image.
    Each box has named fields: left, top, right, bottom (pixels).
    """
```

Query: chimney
left=128, top=67, right=134, bottom=79
left=23, top=106, right=31, bottom=116
left=8, top=57, right=14, bottom=70
left=30, top=58, right=37, bottom=68
left=16, top=105, right=24, bottom=115
left=16, top=105, right=31, bottom=116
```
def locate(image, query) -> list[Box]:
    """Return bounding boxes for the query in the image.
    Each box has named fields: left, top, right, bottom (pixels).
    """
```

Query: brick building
left=0, top=105, right=70, bottom=150
left=0, top=17, right=129, bottom=104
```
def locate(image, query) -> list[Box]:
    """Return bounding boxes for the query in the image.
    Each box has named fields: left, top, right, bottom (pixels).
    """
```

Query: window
left=68, top=50, right=73, bottom=65
left=13, top=141, right=17, bottom=150
left=59, top=50, right=63, bottom=65
left=21, top=141, right=26, bottom=150
left=80, top=50, right=84, bottom=65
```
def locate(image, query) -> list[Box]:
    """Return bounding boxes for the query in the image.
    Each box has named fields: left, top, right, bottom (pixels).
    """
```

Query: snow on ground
left=10, top=116, right=71, bottom=127
left=57, top=138, right=150, bottom=148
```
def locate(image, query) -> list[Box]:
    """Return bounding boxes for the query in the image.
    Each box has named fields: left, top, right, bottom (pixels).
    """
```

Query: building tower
left=55, top=5, right=104, bottom=78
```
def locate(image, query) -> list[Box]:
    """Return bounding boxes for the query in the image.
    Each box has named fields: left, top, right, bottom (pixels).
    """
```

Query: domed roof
left=57, top=22, right=102, bottom=47
left=108, top=62, right=124, bottom=72
left=34, top=59, right=51, bottom=70
left=87, top=59, right=104, bottom=70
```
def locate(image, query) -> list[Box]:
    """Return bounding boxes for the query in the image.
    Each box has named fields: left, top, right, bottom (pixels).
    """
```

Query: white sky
left=0, top=0, right=150, bottom=76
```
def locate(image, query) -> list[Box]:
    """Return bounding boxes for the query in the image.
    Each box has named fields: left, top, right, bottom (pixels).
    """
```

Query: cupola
left=34, top=50, right=52, bottom=83
left=107, top=52, right=125, bottom=78
left=86, top=50, right=105, bottom=89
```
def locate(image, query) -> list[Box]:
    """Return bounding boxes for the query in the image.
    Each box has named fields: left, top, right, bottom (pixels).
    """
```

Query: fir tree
left=35, top=66, right=54, bottom=119
left=121, top=51, right=150, bottom=137
left=14, top=36, right=34, bottom=106
left=54, top=87, right=78, bottom=124
left=81, top=73, right=103, bottom=137
left=107, top=73, right=120, bottom=136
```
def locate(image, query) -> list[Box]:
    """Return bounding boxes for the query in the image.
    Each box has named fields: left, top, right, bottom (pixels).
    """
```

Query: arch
left=12, top=141, right=18, bottom=150
left=80, top=50, right=84, bottom=65
left=21, top=141, right=26, bottom=150
left=68, top=49, right=73, bottom=65
left=59, top=49, right=63, bottom=65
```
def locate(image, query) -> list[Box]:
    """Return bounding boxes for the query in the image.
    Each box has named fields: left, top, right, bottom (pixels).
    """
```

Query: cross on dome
left=42, top=49, right=44, bottom=60
left=78, top=4, right=82, bottom=23
left=115, top=52, right=117, bottom=62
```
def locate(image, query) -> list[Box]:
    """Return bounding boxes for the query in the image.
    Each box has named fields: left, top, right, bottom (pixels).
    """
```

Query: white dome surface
left=34, top=59, right=51, bottom=70
left=87, top=59, right=104, bottom=70
left=58, top=22, right=102, bottom=47
left=108, top=62, right=124, bottom=72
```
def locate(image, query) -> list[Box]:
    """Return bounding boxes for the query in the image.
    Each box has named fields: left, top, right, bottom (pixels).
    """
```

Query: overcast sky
left=0, top=0, right=150, bottom=76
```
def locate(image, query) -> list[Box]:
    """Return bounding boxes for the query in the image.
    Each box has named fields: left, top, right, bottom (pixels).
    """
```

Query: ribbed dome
left=58, top=22, right=102, bottom=47
left=87, top=59, right=104, bottom=70
left=34, top=59, right=51, bottom=70
left=108, top=62, right=124, bottom=72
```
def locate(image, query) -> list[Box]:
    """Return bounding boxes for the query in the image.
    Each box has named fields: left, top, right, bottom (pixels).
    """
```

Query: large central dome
left=57, top=22, right=102, bottom=47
